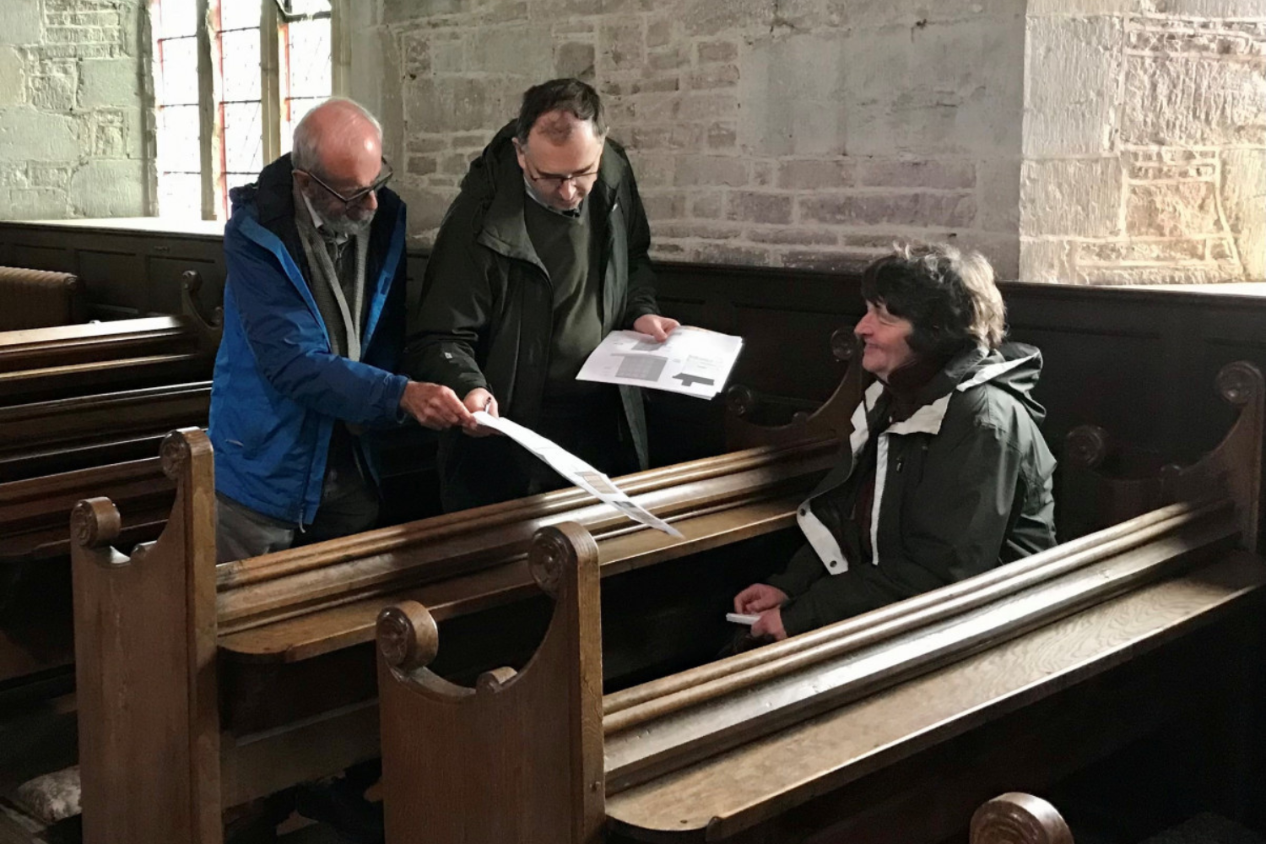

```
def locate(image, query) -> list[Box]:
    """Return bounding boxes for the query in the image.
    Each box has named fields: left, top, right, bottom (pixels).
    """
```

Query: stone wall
left=1021, top=0, right=1266, bottom=284
left=0, top=0, right=151, bottom=220
left=352, top=0, right=1027, bottom=278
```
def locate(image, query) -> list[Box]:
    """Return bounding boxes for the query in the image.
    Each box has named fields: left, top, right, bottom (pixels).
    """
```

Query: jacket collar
left=474, top=121, right=622, bottom=269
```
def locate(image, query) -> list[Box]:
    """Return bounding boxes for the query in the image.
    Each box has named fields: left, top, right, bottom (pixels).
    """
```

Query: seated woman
left=734, top=243, right=1057, bottom=641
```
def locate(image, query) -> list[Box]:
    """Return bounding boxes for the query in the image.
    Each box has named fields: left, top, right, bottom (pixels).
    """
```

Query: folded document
left=473, top=411, right=683, bottom=538
left=576, top=326, right=743, bottom=400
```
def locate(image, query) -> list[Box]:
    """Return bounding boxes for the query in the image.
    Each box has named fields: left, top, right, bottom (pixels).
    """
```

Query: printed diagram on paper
left=576, top=326, right=743, bottom=399
left=472, top=411, right=683, bottom=538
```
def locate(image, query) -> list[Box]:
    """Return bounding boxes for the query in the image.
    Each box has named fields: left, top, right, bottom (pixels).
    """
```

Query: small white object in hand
left=726, top=613, right=760, bottom=625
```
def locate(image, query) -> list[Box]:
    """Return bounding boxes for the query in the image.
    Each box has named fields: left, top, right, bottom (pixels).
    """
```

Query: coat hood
left=954, top=342, right=1047, bottom=426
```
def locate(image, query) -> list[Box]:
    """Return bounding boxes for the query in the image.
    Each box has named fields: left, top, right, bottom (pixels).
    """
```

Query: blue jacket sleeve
left=224, top=222, right=409, bottom=427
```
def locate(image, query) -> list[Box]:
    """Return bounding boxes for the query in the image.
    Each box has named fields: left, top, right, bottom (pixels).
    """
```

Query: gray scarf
left=295, top=195, right=370, bottom=361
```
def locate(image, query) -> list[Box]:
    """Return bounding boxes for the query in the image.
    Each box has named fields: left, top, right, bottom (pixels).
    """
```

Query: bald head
left=291, top=98, right=387, bottom=235
left=292, top=98, right=383, bottom=184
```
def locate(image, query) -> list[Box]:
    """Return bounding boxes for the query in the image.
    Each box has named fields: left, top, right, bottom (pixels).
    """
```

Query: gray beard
left=322, top=210, right=375, bottom=238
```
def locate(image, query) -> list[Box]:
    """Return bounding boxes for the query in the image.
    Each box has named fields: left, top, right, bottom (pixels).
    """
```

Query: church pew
left=68, top=419, right=853, bottom=843
left=0, top=381, right=211, bottom=483
left=66, top=358, right=1261, bottom=842
left=372, top=361, right=1265, bottom=843
left=970, top=794, right=1073, bottom=844
left=0, top=271, right=220, bottom=406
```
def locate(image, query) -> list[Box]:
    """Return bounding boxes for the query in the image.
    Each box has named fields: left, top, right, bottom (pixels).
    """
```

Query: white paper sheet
left=472, top=411, right=683, bottom=538
left=575, top=326, right=743, bottom=399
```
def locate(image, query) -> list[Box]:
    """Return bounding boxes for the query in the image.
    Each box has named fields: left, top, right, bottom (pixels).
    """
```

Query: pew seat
left=373, top=360, right=1266, bottom=844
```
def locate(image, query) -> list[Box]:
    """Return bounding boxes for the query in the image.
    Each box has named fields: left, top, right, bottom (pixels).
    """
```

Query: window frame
left=151, top=0, right=348, bottom=220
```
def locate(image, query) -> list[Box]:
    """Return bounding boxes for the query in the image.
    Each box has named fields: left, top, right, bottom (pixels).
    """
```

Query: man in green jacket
left=735, top=244, right=1058, bottom=640
left=404, top=78, right=678, bottom=511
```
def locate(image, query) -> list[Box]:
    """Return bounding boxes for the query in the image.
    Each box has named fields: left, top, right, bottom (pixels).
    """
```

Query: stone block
left=404, top=77, right=511, bottom=134
left=598, top=20, right=644, bottom=73
left=655, top=221, right=744, bottom=240
left=394, top=179, right=460, bottom=233
left=646, top=19, right=674, bottom=49
left=69, top=159, right=146, bottom=217
left=777, top=158, right=855, bottom=190
left=27, top=161, right=75, bottom=188
left=1126, top=181, right=1221, bottom=238
left=799, top=192, right=977, bottom=228
left=1019, top=238, right=1076, bottom=283
left=80, top=59, right=139, bottom=108
left=640, top=189, right=686, bottom=221
left=407, top=154, right=438, bottom=175
left=855, top=159, right=976, bottom=190
left=401, top=31, right=431, bottom=78
left=29, top=68, right=77, bottom=112
left=470, top=25, right=553, bottom=76
left=691, top=241, right=772, bottom=266
left=0, top=107, right=78, bottom=161
left=1076, top=239, right=1207, bottom=264
left=680, top=0, right=771, bottom=38
left=697, top=40, right=738, bottom=65
left=0, top=0, right=42, bottom=46
left=1147, top=0, right=1266, bottom=15
left=674, top=155, right=748, bottom=187
left=737, top=32, right=848, bottom=158
left=726, top=191, right=793, bottom=224
left=957, top=233, right=1020, bottom=280
left=844, top=17, right=1025, bottom=158
left=625, top=151, right=674, bottom=187
left=646, top=45, right=689, bottom=72
left=750, top=160, right=775, bottom=187
left=1122, top=55, right=1266, bottom=146
left=431, top=33, right=465, bottom=74
left=706, top=122, right=736, bottom=150
left=1026, top=0, right=1134, bottom=14
left=1019, top=157, right=1123, bottom=238
left=0, top=47, right=24, bottom=106
left=688, top=65, right=740, bottom=90
left=555, top=42, right=595, bottom=79
left=1220, top=148, right=1266, bottom=280
left=4, top=187, right=66, bottom=219
left=747, top=227, right=838, bottom=246
left=85, top=108, right=128, bottom=157
left=780, top=248, right=869, bottom=272
left=688, top=191, right=724, bottom=219
left=977, top=158, right=1022, bottom=234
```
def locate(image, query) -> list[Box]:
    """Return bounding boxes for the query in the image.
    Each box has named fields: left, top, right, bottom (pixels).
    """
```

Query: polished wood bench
left=66, top=352, right=865, bottom=844
left=0, top=271, right=220, bottom=405
left=373, top=362, right=1265, bottom=843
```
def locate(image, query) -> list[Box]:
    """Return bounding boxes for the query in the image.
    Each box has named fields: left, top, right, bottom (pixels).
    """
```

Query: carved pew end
left=970, top=793, right=1073, bottom=844
left=377, top=601, right=439, bottom=673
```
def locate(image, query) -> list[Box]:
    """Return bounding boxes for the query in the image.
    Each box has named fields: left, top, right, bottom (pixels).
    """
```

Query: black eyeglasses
left=297, top=158, right=393, bottom=205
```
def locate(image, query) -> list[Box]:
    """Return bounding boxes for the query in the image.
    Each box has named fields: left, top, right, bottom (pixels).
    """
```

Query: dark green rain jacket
left=769, top=343, right=1058, bottom=636
left=403, top=121, right=661, bottom=511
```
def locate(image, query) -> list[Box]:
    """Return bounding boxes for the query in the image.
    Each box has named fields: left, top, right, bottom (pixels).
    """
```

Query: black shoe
left=294, top=779, right=384, bottom=844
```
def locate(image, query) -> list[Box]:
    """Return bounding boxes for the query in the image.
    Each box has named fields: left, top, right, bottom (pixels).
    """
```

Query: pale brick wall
left=0, top=0, right=151, bottom=221
left=351, top=1, right=1026, bottom=278
left=1021, top=0, right=1266, bottom=284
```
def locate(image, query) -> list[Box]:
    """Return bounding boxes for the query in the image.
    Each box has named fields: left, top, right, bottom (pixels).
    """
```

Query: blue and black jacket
left=209, top=154, right=409, bottom=525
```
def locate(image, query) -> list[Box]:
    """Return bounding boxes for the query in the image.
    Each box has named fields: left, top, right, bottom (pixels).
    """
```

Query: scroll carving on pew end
left=71, top=426, right=221, bottom=844
left=723, top=330, right=863, bottom=450
left=969, top=793, right=1073, bottom=844
left=180, top=269, right=225, bottom=351
left=377, top=522, right=605, bottom=844
left=1062, top=361, right=1263, bottom=544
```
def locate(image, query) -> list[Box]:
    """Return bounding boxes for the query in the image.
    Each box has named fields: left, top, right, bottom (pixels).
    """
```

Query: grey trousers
left=215, top=484, right=379, bottom=563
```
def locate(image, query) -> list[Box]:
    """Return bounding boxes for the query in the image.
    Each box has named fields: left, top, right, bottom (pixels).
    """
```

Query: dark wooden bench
left=0, top=271, right=220, bottom=405
left=372, top=362, right=1265, bottom=843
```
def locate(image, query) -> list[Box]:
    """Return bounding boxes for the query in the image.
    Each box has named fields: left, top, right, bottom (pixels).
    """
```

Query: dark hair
left=860, top=243, right=1006, bottom=358
left=515, top=78, right=607, bottom=145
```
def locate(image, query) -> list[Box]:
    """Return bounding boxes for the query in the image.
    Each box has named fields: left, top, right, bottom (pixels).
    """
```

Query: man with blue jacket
left=210, top=98, right=474, bottom=563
